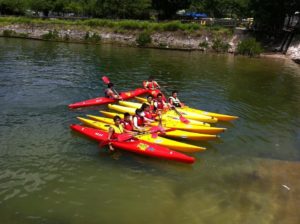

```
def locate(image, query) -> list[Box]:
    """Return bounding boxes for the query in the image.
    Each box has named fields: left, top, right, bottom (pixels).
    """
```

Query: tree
left=249, top=0, right=300, bottom=33
left=29, top=0, right=55, bottom=16
left=0, top=0, right=28, bottom=15
left=152, top=0, right=192, bottom=19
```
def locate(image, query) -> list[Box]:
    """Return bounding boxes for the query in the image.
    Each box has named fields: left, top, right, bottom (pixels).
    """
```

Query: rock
left=286, top=34, right=300, bottom=64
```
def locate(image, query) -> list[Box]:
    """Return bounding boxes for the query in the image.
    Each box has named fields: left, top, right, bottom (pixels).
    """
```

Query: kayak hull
left=103, top=109, right=225, bottom=134
left=109, top=103, right=218, bottom=123
left=79, top=117, right=205, bottom=153
left=70, top=124, right=195, bottom=163
left=93, top=113, right=219, bottom=141
left=119, top=101, right=210, bottom=126
left=135, top=96, right=238, bottom=122
left=69, top=88, right=148, bottom=109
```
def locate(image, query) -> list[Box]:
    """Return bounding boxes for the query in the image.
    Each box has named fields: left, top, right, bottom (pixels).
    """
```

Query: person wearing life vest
left=140, top=103, right=157, bottom=123
left=108, top=115, right=124, bottom=152
left=143, top=76, right=160, bottom=90
left=146, top=95, right=157, bottom=113
left=121, top=112, right=135, bottom=133
left=132, top=108, right=147, bottom=132
left=154, top=93, right=168, bottom=111
left=104, top=83, right=122, bottom=100
left=169, top=90, right=184, bottom=108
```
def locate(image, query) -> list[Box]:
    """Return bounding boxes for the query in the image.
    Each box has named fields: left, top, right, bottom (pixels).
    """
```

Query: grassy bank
left=0, top=16, right=232, bottom=35
left=0, top=16, right=264, bottom=57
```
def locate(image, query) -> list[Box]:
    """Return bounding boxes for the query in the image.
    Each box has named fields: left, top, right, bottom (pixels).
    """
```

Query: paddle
left=171, top=106, right=190, bottom=124
left=116, top=126, right=174, bottom=142
left=101, top=76, right=121, bottom=99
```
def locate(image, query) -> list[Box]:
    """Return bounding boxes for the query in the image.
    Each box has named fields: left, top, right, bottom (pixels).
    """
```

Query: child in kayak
left=132, top=109, right=148, bottom=132
left=108, top=115, right=124, bottom=151
left=143, top=76, right=160, bottom=90
left=105, top=83, right=122, bottom=100
left=140, top=103, right=157, bottom=123
left=154, top=93, right=168, bottom=111
left=146, top=95, right=157, bottom=113
left=121, top=112, right=135, bottom=133
left=169, top=90, right=184, bottom=108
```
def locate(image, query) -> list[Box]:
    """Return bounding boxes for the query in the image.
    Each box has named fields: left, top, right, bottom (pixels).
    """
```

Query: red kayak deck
left=70, top=124, right=195, bottom=164
left=69, top=88, right=148, bottom=109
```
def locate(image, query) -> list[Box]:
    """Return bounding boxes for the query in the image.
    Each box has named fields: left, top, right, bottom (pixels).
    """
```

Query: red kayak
left=147, top=89, right=167, bottom=101
left=69, top=88, right=148, bottom=109
left=70, top=124, right=195, bottom=164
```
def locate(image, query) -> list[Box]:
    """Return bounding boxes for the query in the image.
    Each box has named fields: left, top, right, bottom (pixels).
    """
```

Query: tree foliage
left=0, top=0, right=299, bottom=34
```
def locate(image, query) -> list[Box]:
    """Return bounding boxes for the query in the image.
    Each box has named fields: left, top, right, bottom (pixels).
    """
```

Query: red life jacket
left=154, top=99, right=166, bottom=110
left=144, top=111, right=155, bottom=120
left=143, top=81, right=159, bottom=90
left=121, top=120, right=133, bottom=131
left=134, top=115, right=144, bottom=126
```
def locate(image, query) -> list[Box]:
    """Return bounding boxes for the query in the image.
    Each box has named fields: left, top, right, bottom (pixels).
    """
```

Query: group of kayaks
left=69, top=80, right=238, bottom=164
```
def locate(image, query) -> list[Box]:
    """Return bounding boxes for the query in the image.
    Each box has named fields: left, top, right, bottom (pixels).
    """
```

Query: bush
left=2, top=30, right=16, bottom=37
left=84, top=31, right=101, bottom=42
left=136, top=31, right=151, bottom=46
left=237, top=38, right=263, bottom=56
left=41, top=30, right=59, bottom=40
left=18, top=33, right=29, bottom=38
left=212, top=38, right=230, bottom=53
left=64, top=34, right=70, bottom=41
left=198, top=41, right=209, bottom=49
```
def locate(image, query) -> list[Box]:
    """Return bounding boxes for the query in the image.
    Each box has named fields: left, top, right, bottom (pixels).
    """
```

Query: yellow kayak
left=135, top=96, right=238, bottom=121
left=97, top=112, right=221, bottom=139
left=77, top=117, right=205, bottom=152
left=100, top=111, right=225, bottom=134
left=108, top=103, right=218, bottom=124
left=119, top=101, right=210, bottom=126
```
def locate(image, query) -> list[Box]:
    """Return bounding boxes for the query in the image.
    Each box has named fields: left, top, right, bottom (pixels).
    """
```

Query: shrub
left=2, top=30, right=16, bottom=37
left=41, top=30, right=59, bottom=40
left=84, top=31, right=101, bottom=42
left=237, top=38, right=263, bottom=56
left=212, top=38, right=230, bottom=53
left=64, top=34, right=70, bottom=41
left=18, top=33, right=29, bottom=38
left=198, top=41, right=209, bottom=49
left=136, top=31, right=151, bottom=46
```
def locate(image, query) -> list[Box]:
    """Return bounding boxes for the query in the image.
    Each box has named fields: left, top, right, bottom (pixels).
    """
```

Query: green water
left=0, top=38, right=300, bottom=224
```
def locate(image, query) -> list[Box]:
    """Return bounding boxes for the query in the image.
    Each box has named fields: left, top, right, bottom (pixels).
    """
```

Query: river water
left=0, top=38, right=300, bottom=224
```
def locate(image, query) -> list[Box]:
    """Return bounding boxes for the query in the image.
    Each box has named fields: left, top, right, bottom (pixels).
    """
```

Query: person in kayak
left=169, top=90, right=184, bottom=108
left=121, top=112, right=135, bottom=133
left=105, top=83, right=122, bottom=100
left=154, top=93, right=168, bottom=111
left=132, top=108, right=148, bottom=132
left=140, top=103, right=156, bottom=123
left=143, top=76, right=160, bottom=90
left=108, top=115, right=124, bottom=152
left=146, top=95, right=157, bottom=113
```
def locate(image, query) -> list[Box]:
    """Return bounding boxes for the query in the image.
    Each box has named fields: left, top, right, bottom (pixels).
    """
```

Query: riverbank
left=0, top=17, right=299, bottom=63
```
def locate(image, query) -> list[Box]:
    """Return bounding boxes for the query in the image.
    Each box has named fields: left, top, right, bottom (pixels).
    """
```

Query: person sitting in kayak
left=121, top=112, right=135, bottom=133
left=140, top=103, right=156, bottom=123
left=132, top=108, right=147, bottom=132
left=108, top=115, right=124, bottom=152
left=154, top=93, right=168, bottom=111
left=169, top=90, right=184, bottom=108
left=143, top=76, right=160, bottom=90
left=146, top=95, right=157, bottom=113
left=105, top=83, right=122, bottom=100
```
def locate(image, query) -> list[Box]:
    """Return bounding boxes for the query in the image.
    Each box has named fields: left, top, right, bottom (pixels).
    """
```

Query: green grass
left=0, top=16, right=226, bottom=33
